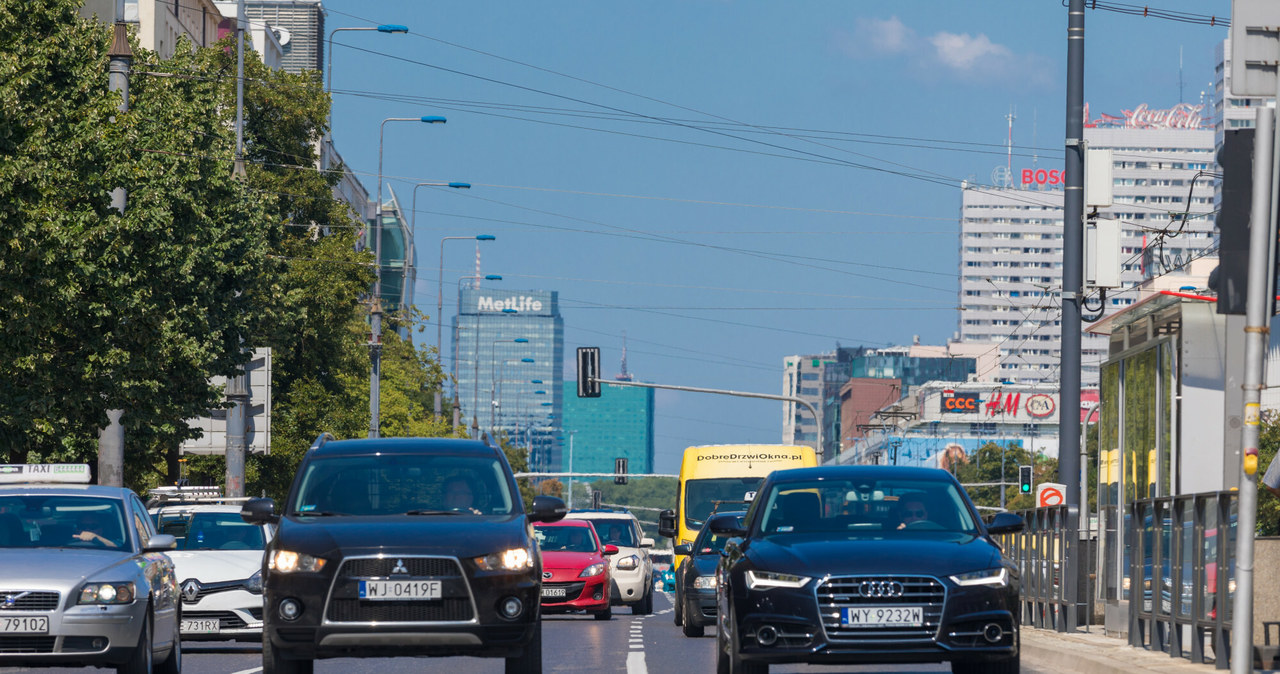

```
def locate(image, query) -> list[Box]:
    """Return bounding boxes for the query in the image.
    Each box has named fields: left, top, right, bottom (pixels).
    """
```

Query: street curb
left=1021, top=628, right=1221, bottom=673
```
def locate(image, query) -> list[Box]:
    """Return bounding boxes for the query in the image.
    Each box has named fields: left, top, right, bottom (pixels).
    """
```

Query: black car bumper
left=683, top=588, right=718, bottom=627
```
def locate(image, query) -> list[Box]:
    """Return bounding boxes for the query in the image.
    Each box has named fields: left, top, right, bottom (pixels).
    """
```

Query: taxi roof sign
left=0, top=464, right=92, bottom=484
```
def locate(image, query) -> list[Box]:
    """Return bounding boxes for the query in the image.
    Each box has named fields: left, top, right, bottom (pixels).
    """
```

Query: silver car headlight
left=745, top=570, right=810, bottom=590
left=950, top=567, right=1009, bottom=587
left=473, top=547, right=533, bottom=571
left=579, top=563, right=606, bottom=578
left=269, top=550, right=326, bottom=574
left=616, top=554, right=640, bottom=570
left=78, top=582, right=136, bottom=605
left=693, top=575, right=717, bottom=589
left=244, top=569, right=263, bottom=594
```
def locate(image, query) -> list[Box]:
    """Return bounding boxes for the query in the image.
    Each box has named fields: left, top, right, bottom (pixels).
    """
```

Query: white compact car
left=148, top=489, right=273, bottom=642
left=569, top=509, right=655, bottom=614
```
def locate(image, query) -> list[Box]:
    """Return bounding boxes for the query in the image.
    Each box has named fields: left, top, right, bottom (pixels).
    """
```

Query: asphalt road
left=6, top=590, right=1048, bottom=674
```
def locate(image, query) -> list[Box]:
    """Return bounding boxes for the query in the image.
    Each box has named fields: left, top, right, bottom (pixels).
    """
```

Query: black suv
left=241, top=435, right=566, bottom=674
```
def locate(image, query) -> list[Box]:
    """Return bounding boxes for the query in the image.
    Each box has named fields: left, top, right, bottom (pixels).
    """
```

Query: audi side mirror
left=987, top=512, right=1025, bottom=536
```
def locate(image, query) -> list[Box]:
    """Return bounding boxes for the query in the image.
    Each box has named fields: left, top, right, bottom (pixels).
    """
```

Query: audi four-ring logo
left=858, top=580, right=904, bottom=598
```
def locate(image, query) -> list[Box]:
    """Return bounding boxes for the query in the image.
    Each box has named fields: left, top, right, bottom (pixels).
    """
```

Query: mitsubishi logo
left=857, top=580, right=904, bottom=599
left=542, top=572, right=552, bottom=580
left=391, top=559, right=409, bottom=575
left=181, top=580, right=201, bottom=604
left=3, top=591, right=29, bottom=608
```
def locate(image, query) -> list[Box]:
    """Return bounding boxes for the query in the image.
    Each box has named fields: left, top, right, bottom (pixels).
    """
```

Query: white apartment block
left=959, top=114, right=1215, bottom=386
left=782, top=353, right=835, bottom=453
left=81, top=0, right=224, bottom=58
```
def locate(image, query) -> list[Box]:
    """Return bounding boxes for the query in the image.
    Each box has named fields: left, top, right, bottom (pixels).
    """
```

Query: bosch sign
left=1021, top=169, right=1064, bottom=187
left=940, top=393, right=981, bottom=414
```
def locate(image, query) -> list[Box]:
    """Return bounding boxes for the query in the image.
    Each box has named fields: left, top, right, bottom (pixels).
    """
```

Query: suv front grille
left=326, top=598, right=474, bottom=622
left=326, top=556, right=476, bottom=624
left=816, top=575, right=945, bottom=644
left=0, top=591, right=60, bottom=611
left=338, top=557, right=463, bottom=578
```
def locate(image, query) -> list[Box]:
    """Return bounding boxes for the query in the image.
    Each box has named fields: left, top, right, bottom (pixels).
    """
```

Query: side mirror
left=658, top=509, right=676, bottom=539
left=674, top=543, right=693, bottom=556
left=530, top=495, right=567, bottom=523
left=708, top=513, right=747, bottom=537
left=144, top=534, right=177, bottom=552
left=640, top=537, right=655, bottom=549
left=241, top=497, right=278, bottom=525
left=603, top=544, right=619, bottom=556
left=987, top=512, right=1025, bottom=536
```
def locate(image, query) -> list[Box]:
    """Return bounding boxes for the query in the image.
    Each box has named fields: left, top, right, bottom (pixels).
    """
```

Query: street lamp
left=369, top=115, right=446, bottom=439
left=436, top=234, right=495, bottom=415
left=327, top=25, right=409, bottom=94
left=475, top=337, right=528, bottom=430
left=491, top=357, right=535, bottom=432
left=451, top=273, right=502, bottom=425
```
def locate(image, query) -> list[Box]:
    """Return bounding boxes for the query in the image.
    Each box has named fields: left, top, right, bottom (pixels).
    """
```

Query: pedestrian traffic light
left=1019, top=465, right=1033, bottom=495
left=577, top=347, right=601, bottom=398
left=1208, top=128, right=1259, bottom=315
left=614, top=457, right=628, bottom=485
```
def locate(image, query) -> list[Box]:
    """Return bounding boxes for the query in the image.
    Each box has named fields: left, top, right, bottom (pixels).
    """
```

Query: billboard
left=180, top=348, right=271, bottom=455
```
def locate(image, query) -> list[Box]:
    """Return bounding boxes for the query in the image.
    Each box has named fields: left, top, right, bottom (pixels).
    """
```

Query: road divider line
left=627, top=649, right=647, bottom=673
left=230, top=667, right=263, bottom=674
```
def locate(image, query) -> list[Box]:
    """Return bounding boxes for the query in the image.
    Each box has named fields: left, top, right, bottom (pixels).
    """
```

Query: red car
left=535, top=519, right=617, bottom=619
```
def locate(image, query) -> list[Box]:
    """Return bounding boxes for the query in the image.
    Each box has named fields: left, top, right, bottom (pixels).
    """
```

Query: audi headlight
left=693, top=575, right=717, bottom=589
left=269, top=550, right=326, bottom=574
left=474, top=547, right=533, bottom=571
left=616, top=554, right=640, bottom=571
left=579, top=563, right=606, bottom=578
left=78, top=582, right=136, bottom=605
left=244, top=569, right=263, bottom=594
left=950, top=567, right=1009, bottom=587
left=745, top=570, right=810, bottom=590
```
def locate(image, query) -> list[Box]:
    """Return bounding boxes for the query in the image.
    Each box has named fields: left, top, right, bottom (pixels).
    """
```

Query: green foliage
left=585, top=477, right=678, bottom=539
left=950, top=442, right=1059, bottom=512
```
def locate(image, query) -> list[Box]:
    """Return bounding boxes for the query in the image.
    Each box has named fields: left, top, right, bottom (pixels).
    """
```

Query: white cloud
left=929, top=32, right=1012, bottom=71
left=865, top=16, right=914, bottom=55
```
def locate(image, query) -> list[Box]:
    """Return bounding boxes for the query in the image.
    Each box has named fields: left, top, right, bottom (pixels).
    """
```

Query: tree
left=951, top=442, right=1058, bottom=512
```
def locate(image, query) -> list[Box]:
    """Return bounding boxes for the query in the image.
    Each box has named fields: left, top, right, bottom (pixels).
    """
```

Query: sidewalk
left=1022, top=626, right=1234, bottom=673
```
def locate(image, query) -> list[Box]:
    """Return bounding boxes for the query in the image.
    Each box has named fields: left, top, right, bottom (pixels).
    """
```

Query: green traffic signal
left=1018, top=465, right=1033, bottom=494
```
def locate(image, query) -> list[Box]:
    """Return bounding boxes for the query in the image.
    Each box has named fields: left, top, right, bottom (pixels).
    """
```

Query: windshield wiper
left=402, top=509, right=465, bottom=516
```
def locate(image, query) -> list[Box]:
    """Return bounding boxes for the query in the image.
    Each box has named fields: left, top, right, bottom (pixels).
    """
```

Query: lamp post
left=452, top=273, right=502, bottom=429
left=491, top=357, right=535, bottom=432
left=435, top=234, right=494, bottom=416
left=326, top=24, right=408, bottom=94
left=369, top=115, right=446, bottom=439
left=475, top=336, right=526, bottom=431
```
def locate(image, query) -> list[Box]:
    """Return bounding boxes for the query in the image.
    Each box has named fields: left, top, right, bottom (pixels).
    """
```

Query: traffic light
left=1209, top=128, right=1256, bottom=315
left=591, top=489, right=602, bottom=509
left=577, top=347, right=601, bottom=398
left=1019, top=465, right=1033, bottom=495
left=614, top=457, right=628, bottom=485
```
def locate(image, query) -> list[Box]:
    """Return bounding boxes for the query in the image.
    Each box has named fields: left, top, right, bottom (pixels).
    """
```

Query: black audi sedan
left=713, top=465, right=1023, bottom=674
left=241, top=435, right=566, bottom=674
left=673, top=511, right=743, bottom=638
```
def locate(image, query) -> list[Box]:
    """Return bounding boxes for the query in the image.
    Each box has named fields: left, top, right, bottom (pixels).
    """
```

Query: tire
left=505, top=620, right=542, bottom=674
left=155, top=610, right=182, bottom=674
left=593, top=604, right=612, bottom=620
left=263, top=631, right=314, bottom=674
left=674, top=593, right=684, bottom=626
left=116, top=611, right=152, bottom=674
left=682, top=600, right=705, bottom=638
left=633, top=586, right=654, bottom=615
left=716, top=600, right=765, bottom=674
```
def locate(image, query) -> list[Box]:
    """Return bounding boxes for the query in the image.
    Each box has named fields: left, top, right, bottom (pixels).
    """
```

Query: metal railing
left=995, top=504, right=1082, bottom=632
left=1126, top=492, right=1235, bottom=669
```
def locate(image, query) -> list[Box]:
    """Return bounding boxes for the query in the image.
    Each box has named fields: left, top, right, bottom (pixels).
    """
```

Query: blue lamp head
left=475, top=234, right=496, bottom=241
left=420, top=115, right=447, bottom=124
left=485, top=274, right=502, bottom=281
left=521, top=358, right=535, bottom=363
left=377, top=24, right=409, bottom=33
left=502, top=308, right=517, bottom=313
left=448, top=182, right=471, bottom=189
left=513, top=338, right=529, bottom=343
left=531, top=380, right=544, bottom=384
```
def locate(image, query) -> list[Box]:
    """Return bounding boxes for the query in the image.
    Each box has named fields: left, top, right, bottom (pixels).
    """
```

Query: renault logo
left=391, top=559, right=409, bottom=575
left=858, top=580, right=904, bottom=599
left=3, top=591, right=29, bottom=608
left=542, top=571, right=552, bottom=580
left=181, top=580, right=201, bottom=603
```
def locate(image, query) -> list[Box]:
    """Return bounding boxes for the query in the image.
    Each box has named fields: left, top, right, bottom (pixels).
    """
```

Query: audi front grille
left=816, top=575, right=946, bottom=644
left=324, top=556, right=476, bottom=625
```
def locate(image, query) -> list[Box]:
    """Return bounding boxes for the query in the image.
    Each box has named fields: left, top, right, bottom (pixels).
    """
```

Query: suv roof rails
left=147, top=485, right=252, bottom=508
left=309, top=432, right=336, bottom=452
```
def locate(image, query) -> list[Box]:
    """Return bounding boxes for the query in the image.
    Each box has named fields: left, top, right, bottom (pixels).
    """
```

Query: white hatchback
left=149, top=499, right=273, bottom=641
left=569, top=510, right=655, bottom=614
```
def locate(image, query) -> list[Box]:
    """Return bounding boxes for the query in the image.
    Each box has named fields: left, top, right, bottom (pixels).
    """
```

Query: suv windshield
left=290, top=454, right=515, bottom=516
left=0, top=496, right=128, bottom=549
left=756, top=478, right=978, bottom=537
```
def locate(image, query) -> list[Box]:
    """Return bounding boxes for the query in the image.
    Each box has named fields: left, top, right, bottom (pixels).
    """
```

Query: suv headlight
left=579, top=563, right=606, bottom=578
left=950, top=567, right=1009, bottom=587
left=474, top=547, right=533, bottom=571
left=616, top=554, right=640, bottom=571
left=693, top=575, right=717, bottom=589
left=745, top=570, right=810, bottom=590
left=78, top=582, right=136, bottom=605
left=269, top=550, right=326, bottom=574
left=244, top=569, right=263, bottom=594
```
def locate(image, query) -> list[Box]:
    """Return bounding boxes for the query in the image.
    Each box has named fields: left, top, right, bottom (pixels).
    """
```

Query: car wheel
left=681, top=598, right=704, bottom=638
left=116, top=610, right=152, bottom=674
left=593, top=604, right=612, bottom=620
left=674, top=593, right=684, bottom=626
left=504, top=620, right=542, bottom=674
left=263, top=631, right=313, bottom=674
left=155, top=612, right=181, bottom=674
left=634, top=586, right=654, bottom=615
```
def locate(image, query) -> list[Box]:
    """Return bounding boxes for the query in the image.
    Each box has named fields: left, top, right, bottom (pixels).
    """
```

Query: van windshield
left=684, top=477, right=761, bottom=530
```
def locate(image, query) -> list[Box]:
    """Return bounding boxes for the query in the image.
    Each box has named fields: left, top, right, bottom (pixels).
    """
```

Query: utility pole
left=97, top=21, right=132, bottom=488
left=1059, top=0, right=1085, bottom=630
left=225, top=0, right=249, bottom=497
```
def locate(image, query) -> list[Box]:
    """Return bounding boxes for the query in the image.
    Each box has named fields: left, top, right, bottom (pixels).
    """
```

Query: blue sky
left=321, top=0, right=1227, bottom=474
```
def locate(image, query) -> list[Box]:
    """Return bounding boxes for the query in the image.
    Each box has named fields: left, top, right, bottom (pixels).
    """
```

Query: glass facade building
left=560, top=381, right=655, bottom=476
left=453, top=287, right=564, bottom=470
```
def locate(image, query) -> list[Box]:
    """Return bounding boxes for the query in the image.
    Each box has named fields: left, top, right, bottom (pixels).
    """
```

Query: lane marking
left=230, top=668, right=263, bottom=674
left=627, top=649, right=648, bottom=673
